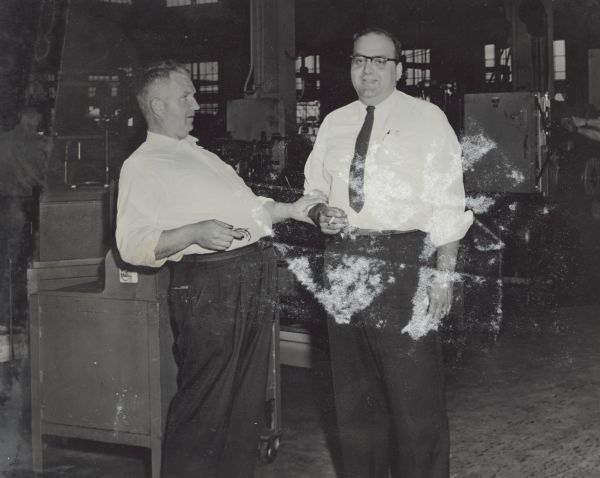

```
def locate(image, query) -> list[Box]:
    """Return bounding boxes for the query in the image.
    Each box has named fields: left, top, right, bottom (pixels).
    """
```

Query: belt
left=342, top=228, right=419, bottom=238
left=179, top=237, right=273, bottom=264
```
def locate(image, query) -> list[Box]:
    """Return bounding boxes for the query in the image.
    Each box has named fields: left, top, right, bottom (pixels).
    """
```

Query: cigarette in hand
left=327, top=216, right=335, bottom=226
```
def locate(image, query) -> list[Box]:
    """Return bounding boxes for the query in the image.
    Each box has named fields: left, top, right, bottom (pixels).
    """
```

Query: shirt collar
left=356, top=90, right=399, bottom=119
left=146, top=131, right=199, bottom=147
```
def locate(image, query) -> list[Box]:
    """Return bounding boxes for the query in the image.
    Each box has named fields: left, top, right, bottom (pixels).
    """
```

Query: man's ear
left=150, top=97, right=164, bottom=117
left=395, top=61, right=403, bottom=82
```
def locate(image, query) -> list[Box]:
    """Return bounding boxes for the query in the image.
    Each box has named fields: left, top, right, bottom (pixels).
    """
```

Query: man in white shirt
left=116, top=60, right=323, bottom=478
left=304, top=28, right=473, bottom=477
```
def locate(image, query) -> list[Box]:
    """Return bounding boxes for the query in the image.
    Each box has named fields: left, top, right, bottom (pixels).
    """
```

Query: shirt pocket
left=379, top=133, right=422, bottom=163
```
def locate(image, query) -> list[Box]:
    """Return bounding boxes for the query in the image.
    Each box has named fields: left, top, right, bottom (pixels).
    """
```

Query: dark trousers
left=161, top=241, right=278, bottom=478
left=324, top=233, right=449, bottom=478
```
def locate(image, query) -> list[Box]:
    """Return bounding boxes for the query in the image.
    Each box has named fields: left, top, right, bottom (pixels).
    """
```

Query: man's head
left=351, top=28, right=402, bottom=106
left=135, top=60, right=199, bottom=140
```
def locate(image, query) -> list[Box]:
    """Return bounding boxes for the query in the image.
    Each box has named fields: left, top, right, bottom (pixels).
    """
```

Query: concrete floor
left=1, top=303, right=599, bottom=478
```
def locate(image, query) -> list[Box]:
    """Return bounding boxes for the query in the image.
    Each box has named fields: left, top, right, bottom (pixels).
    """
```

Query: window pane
left=554, top=57, right=565, bottom=72
left=485, top=44, right=495, bottom=67
left=553, top=39, right=566, bottom=80
left=296, top=100, right=320, bottom=125
left=553, top=39, right=565, bottom=56
left=186, top=61, right=219, bottom=93
left=166, top=0, right=218, bottom=6
left=305, top=56, right=314, bottom=72
left=401, top=48, right=431, bottom=87
left=198, top=103, right=219, bottom=115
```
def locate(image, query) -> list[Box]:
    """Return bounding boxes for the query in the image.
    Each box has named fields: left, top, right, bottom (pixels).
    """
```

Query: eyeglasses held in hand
left=350, top=55, right=399, bottom=69
left=233, top=227, right=251, bottom=241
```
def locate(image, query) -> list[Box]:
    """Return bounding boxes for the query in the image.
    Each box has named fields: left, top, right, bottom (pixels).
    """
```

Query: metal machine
left=463, top=91, right=554, bottom=195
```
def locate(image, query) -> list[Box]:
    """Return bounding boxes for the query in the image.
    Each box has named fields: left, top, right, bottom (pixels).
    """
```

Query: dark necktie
left=349, top=105, right=375, bottom=213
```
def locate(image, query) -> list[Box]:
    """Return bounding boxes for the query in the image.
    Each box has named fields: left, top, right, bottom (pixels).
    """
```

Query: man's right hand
left=192, top=220, right=245, bottom=251
left=316, top=206, right=349, bottom=235
left=155, top=219, right=246, bottom=260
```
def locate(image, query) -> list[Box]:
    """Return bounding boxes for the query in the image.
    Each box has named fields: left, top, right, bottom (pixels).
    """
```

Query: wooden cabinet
left=28, top=250, right=176, bottom=478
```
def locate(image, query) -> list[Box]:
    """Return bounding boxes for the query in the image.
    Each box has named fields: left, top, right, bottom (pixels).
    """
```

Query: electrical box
left=463, top=92, right=544, bottom=194
left=589, top=49, right=600, bottom=111
left=37, top=186, right=110, bottom=262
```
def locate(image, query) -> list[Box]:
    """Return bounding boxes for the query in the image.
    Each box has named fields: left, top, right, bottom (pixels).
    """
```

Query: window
left=185, top=61, right=219, bottom=93
left=43, top=73, right=57, bottom=99
left=553, top=40, right=566, bottom=80
left=484, top=44, right=495, bottom=82
left=119, top=66, right=133, bottom=77
left=296, top=54, right=321, bottom=124
left=88, top=75, right=118, bottom=82
left=500, top=47, right=512, bottom=82
left=97, top=0, right=131, bottom=3
left=296, top=55, right=320, bottom=75
left=296, top=55, right=320, bottom=94
left=296, top=100, right=320, bottom=125
left=185, top=61, right=219, bottom=116
left=88, top=87, right=96, bottom=98
left=166, top=0, right=217, bottom=6
left=401, top=48, right=431, bottom=86
left=198, top=103, right=219, bottom=115
left=484, top=44, right=512, bottom=84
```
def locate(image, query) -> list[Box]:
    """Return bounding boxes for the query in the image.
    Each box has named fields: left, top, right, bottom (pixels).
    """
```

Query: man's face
left=351, top=33, right=402, bottom=106
left=153, top=71, right=199, bottom=140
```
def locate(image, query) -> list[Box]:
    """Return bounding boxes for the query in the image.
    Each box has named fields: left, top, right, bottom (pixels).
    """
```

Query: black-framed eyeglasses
left=350, top=55, right=399, bottom=69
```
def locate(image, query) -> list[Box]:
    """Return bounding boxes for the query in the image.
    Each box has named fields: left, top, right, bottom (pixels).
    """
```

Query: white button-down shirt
left=304, top=90, right=473, bottom=247
left=116, top=132, right=273, bottom=267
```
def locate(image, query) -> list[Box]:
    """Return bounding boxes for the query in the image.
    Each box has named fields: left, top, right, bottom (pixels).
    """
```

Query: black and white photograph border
left=1, top=0, right=600, bottom=477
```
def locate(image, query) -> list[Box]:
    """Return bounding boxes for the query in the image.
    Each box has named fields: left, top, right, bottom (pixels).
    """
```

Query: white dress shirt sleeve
left=423, top=107, right=474, bottom=247
left=116, top=158, right=168, bottom=268
left=303, top=117, right=332, bottom=198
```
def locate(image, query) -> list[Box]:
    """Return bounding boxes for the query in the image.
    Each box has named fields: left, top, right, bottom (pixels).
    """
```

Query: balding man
left=116, top=60, right=324, bottom=478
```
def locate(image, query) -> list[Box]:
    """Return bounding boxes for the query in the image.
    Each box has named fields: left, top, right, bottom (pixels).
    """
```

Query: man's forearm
left=263, top=201, right=292, bottom=224
left=154, top=225, right=195, bottom=260
left=264, top=195, right=327, bottom=224
left=436, top=240, right=459, bottom=272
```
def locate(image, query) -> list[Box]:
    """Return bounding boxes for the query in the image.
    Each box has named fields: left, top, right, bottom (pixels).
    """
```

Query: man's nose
left=363, top=58, right=374, bottom=73
left=190, top=97, right=200, bottom=110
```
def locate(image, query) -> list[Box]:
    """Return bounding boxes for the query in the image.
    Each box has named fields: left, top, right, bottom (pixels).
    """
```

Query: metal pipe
left=104, top=121, right=109, bottom=186
left=243, top=0, right=256, bottom=96
left=8, top=257, right=13, bottom=361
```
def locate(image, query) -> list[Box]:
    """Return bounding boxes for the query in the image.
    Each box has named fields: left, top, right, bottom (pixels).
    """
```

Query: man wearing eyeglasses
left=304, top=28, right=473, bottom=477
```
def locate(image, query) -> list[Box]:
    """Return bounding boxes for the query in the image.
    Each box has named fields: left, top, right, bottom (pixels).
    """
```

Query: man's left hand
left=427, top=277, right=453, bottom=322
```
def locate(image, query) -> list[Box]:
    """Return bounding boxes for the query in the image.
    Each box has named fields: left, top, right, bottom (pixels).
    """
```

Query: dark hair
left=352, top=27, right=402, bottom=60
left=134, top=60, right=190, bottom=117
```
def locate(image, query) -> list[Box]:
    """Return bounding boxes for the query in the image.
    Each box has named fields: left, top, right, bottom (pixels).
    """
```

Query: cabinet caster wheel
left=258, top=435, right=280, bottom=463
